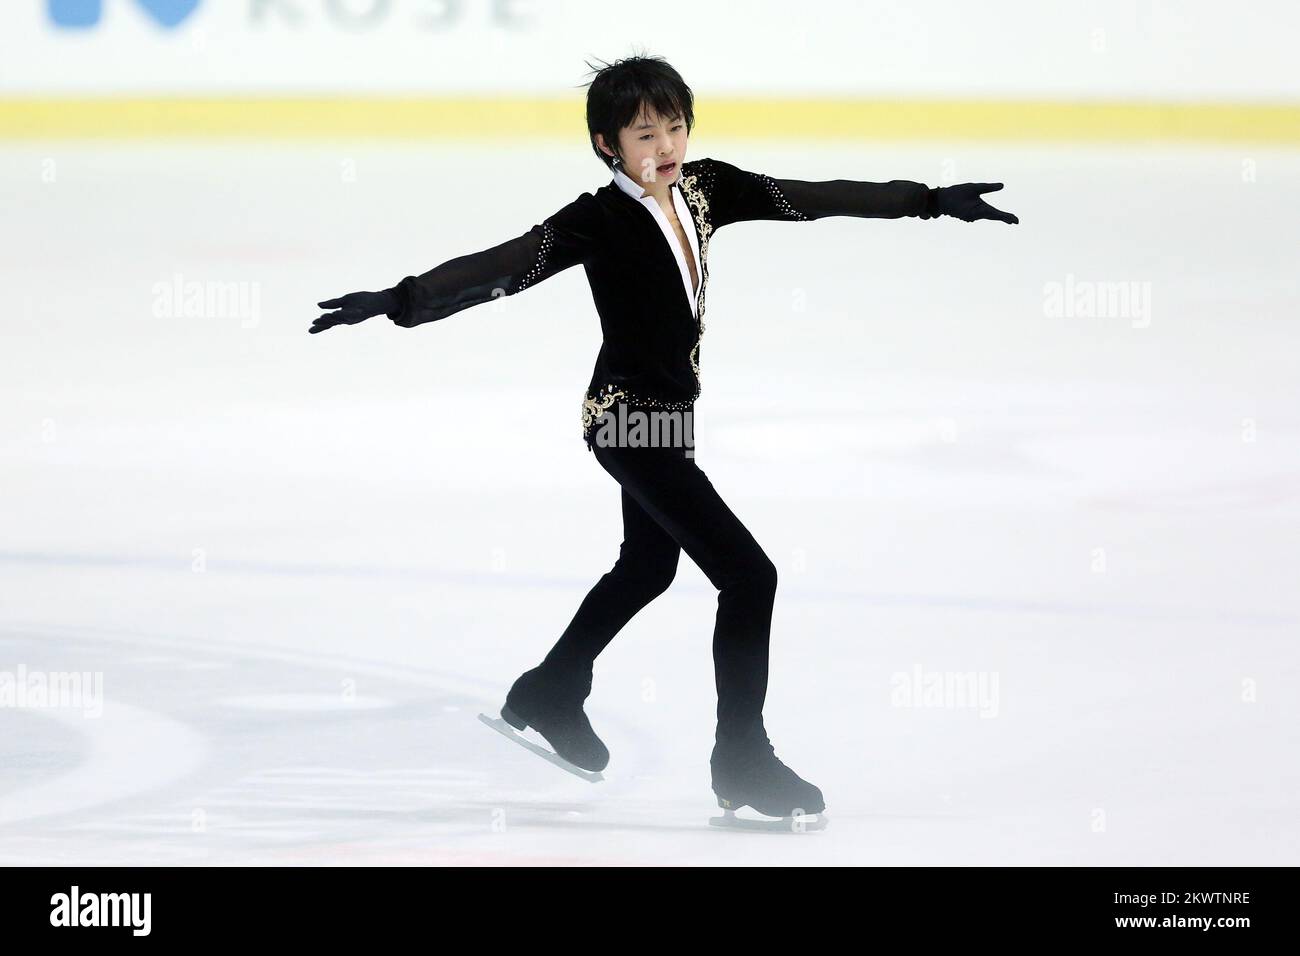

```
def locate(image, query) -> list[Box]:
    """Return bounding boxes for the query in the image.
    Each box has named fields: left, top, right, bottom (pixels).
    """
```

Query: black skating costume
left=380, top=158, right=1014, bottom=815
left=387, top=157, right=942, bottom=452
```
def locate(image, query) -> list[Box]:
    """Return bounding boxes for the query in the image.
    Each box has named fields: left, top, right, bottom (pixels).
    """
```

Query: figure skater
left=310, top=54, right=1018, bottom=821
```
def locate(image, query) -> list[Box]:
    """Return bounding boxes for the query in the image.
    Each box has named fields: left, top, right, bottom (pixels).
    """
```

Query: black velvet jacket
left=384, top=157, right=937, bottom=448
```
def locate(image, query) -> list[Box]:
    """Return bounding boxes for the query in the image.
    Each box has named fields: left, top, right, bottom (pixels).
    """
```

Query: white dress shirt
left=611, top=164, right=703, bottom=319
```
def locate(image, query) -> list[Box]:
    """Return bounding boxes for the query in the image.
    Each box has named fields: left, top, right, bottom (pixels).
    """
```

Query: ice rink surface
left=2, top=141, right=1297, bottom=865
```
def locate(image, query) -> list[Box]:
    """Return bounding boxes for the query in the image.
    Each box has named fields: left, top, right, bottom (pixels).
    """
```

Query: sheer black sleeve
left=385, top=192, right=603, bottom=328
left=693, top=157, right=936, bottom=230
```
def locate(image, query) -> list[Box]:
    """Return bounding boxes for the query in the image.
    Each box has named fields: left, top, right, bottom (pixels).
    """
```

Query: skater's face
left=599, top=106, right=688, bottom=191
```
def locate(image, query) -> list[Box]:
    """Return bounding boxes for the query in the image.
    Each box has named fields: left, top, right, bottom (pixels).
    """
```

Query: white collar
left=610, top=164, right=702, bottom=318
left=612, top=163, right=653, bottom=200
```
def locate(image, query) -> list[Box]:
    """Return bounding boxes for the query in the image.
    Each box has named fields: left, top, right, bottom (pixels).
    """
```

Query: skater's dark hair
left=579, top=52, right=695, bottom=170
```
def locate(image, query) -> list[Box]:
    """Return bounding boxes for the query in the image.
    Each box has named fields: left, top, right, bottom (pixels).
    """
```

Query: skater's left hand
left=930, top=183, right=1019, bottom=224
left=309, top=289, right=399, bottom=334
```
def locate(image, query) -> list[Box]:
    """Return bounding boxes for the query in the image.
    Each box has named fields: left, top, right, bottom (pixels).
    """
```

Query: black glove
left=309, top=288, right=400, bottom=334
left=926, top=183, right=1018, bottom=224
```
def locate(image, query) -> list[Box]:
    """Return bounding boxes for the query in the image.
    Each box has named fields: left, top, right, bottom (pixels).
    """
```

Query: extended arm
left=697, top=157, right=1018, bottom=229
left=310, top=192, right=603, bottom=334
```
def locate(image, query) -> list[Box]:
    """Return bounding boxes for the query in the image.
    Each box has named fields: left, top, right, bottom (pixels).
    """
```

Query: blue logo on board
left=48, top=0, right=202, bottom=29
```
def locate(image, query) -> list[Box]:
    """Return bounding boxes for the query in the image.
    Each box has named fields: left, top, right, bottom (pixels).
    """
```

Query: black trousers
left=543, top=415, right=778, bottom=749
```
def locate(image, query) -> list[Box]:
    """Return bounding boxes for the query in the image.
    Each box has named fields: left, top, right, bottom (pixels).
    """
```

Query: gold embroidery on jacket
left=580, top=386, right=700, bottom=436
left=581, top=385, right=627, bottom=431
left=678, top=169, right=713, bottom=394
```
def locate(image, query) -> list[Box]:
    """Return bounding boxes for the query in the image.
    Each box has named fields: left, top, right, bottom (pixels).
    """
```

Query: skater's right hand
left=310, top=289, right=399, bottom=334
left=928, top=183, right=1019, bottom=224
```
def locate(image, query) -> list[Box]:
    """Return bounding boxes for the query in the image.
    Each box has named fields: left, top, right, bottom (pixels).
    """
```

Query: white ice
left=1, top=141, right=1297, bottom=865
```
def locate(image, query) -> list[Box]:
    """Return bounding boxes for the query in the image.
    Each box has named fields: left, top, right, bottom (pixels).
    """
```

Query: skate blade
left=477, top=713, right=605, bottom=783
left=707, top=808, right=829, bottom=833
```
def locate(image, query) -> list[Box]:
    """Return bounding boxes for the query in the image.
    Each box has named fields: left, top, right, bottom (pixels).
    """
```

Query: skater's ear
left=593, top=132, right=620, bottom=166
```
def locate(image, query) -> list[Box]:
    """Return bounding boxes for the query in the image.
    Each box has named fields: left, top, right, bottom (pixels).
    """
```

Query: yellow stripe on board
left=1, top=96, right=1298, bottom=144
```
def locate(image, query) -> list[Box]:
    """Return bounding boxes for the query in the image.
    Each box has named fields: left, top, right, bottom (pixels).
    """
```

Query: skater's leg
left=502, top=488, right=678, bottom=774
left=590, top=442, right=778, bottom=749
left=581, top=432, right=823, bottom=816
left=542, top=487, right=681, bottom=670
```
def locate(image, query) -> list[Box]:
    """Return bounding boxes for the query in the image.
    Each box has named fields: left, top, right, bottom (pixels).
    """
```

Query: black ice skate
left=479, top=662, right=609, bottom=782
left=709, top=733, right=827, bottom=832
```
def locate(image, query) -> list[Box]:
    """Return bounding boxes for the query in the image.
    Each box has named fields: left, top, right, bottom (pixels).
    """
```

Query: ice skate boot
left=480, top=661, right=609, bottom=780
left=709, top=730, right=827, bottom=832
